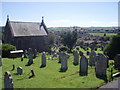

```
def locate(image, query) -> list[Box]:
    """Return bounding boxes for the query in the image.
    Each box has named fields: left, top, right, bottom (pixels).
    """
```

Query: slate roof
left=9, top=21, right=48, bottom=37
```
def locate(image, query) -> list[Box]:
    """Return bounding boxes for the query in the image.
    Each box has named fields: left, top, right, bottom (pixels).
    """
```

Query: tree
left=104, top=34, right=120, bottom=59
left=60, top=30, right=78, bottom=52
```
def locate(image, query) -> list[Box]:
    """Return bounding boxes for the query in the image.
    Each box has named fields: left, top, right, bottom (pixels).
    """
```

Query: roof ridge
left=9, top=21, right=41, bottom=24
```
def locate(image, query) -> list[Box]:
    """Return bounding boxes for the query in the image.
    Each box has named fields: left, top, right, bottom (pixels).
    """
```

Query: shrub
left=104, top=34, right=120, bottom=59
left=2, top=44, right=16, bottom=58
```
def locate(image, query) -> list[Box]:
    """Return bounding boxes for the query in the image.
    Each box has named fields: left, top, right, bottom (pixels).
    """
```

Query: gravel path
left=99, top=78, right=120, bottom=90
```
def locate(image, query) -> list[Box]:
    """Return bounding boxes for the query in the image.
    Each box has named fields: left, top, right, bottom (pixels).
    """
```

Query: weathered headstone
left=0, top=55, right=2, bottom=66
left=40, top=52, right=46, bottom=68
left=73, top=50, right=79, bottom=65
left=86, top=51, right=90, bottom=55
left=94, top=48, right=97, bottom=51
left=114, top=54, right=120, bottom=70
left=95, top=53, right=107, bottom=79
left=79, top=54, right=88, bottom=76
left=24, top=50, right=28, bottom=58
left=79, top=51, right=83, bottom=56
left=29, top=69, right=35, bottom=79
left=52, top=52, right=57, bottom=59
left=60, top=52, right=70, bottom=72
left=86, top=48, right=89, bottom=50
left=104, top=52, right=109, bottom=68
left=106, top=55, right=109, bottom=68
left=58, top=52, right=62, bottom=63
left=101, top=46, right=104, bottom=51
left=33, top=49, right=37, bottom=58
left=17, top=66, right=23, bottom=75
left=89, top=50, right=97, bottom=66
left=4, top=71, right=14, bottom=89
left=11, top=64, right=15, bottom=71
left=90, top=44, right=95, bottom=51
left=27, top=48, right=33, bottom=66
left=21, top=54, right=24, bottom=61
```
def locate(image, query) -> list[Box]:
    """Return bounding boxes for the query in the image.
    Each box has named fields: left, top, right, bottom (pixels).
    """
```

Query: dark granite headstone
left=114, top=54, right=120, bottom=70
left=79, top=55, right=88, bottom=76
left=73, top=50, right=79, bottom=65
left=4, top=71, right=14, bottom=89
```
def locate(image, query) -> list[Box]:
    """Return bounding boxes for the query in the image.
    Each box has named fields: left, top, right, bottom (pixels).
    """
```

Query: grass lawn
left=1, top=49, right=118, bottom=88
left=0, top=67, right=2, bottom=89
left=88, top=33, right=117, bottom=36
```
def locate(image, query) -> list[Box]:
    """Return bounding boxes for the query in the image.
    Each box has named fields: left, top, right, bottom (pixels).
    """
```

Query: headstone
left=11, top=64, right=15, bottom=71
left=60, top=52, right=70, bottom=72
left=21, top=54, right=24, bottom=61
left=27, top=48, right=33, bottom=65
left=79, top=51, right=83, bottom=56
left=90, top=44, right=95, bottom=50
left=86, top=51, right=90, bottom=55
left=89, top=50, right=97, bottom=66
left=86, top=48, right=89, bottom=50
left=106, top=55, right=109, bottom=68
left=0, top=55, right=2, bottom=66
left=17, top=66, right=23, bottom=75
left=73, top=50, right=79, bottom=65
left=29, top=69, right=35, bottom=79
left=101, top=46, right=104, bottom=51
left=104, top=52, right=109, bottom=68
left=52, top=52, right=57, bottom=59
left=58, top=52, right=62, bottom=63
left=33, top=49, right=37, bottom=58
left=40, top=52, right=46, bottom=68
left=24, top=50, right=28, bottom=58
left=94, top=48, right=97, bottom=51
left=95, top=53, right=107, bottom=79
left=4, top=71, right=14, bottom=89
left=114, top=54, right=120, bottom=70
left=79, top=54, right=88, bottom=76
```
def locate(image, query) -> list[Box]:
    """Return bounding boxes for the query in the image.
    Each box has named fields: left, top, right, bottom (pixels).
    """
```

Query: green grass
left=1, top=50, right=118, bottom=88
left=0, top=67, right=2, bottom=89
left=89, top=33, right=117, bottom=36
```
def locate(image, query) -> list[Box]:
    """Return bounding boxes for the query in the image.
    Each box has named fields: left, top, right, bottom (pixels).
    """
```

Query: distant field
left=89, top=33, right=117, bottom=36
